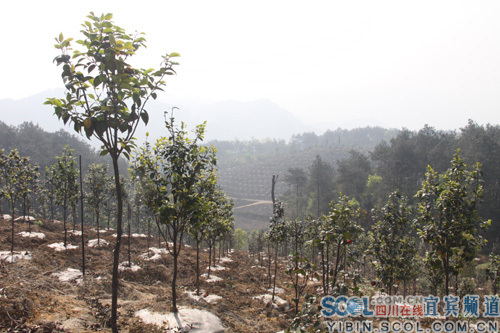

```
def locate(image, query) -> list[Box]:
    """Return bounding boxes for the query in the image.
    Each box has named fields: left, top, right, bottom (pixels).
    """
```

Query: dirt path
left=233, top=199, right=272, bottom=210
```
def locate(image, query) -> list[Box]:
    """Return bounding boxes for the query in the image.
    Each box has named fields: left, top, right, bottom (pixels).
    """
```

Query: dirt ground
left=0, top=216, right=299, bottom=332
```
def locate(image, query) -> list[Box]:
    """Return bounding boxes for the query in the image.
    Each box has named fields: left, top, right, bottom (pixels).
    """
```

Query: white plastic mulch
left=201, top=273, right=222, bottom=283
left=186, top=290, right=222, bottom=304
left=18, top=231, right=46, bottom=239
left=135, top=307, right=224, bottom=332
left=14, top=216, right=36, bottom=222
left=0, top=251, right=32, bottom=263
left=209, top=265, right=226, bottom=271
left=267, top=287, right=285, bottom=295
left=160, top=241, right=175, bottom=248
left=140, top=247, right=168, bottom=261
left=118, top=261, right=141, bottom=272
left=48, top=242, right=79, bottom=252
left=88, top=239, right=110, bottom=247
left=110, top=232, right=147, bottom=237
left=253, top=294, right=290, bottom=310
left=51, top=268, right=82, bottom=282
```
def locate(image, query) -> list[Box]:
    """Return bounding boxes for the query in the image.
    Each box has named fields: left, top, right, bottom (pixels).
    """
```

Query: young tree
left=369, top=191, right=417, bottom=295
left=486, top=253, right=500, bottom=295
left=187, top=170, right=218, bottom=295
left=18, top=159, right=39, bottom=232
left=45, top=12, right=178, bottom=331
left=1, top=150, right=38, bottom=253
left=51, top=146, right=79, bottom=248
left=268, top=199, right=286, bottom=302
left=41, top=168, right=58, bottom=221
left=205, top=195, right=233, bottom=276
left=2, top=150, right=23, bottom=221
left=286, top=218, right=312, bottom=314
left=415, top=150, right=490, bottom=296
left=324, top=194, right=364, bottom=291
left=233, top=228, right=248, bottom=250
left=134, top=115, right=217, bottom=312
left=84, top=163, right=111, bottom=246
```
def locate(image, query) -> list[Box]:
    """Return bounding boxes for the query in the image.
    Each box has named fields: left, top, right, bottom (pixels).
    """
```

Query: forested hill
left=3, top=120, right=500, bottom=246
left=0, top=120, right=399, bottom=230
left=209, top=126, right=400, bottom=230
left=0, top=121, right=121, bottom=175
left=212, top=120, right=500, bottom=246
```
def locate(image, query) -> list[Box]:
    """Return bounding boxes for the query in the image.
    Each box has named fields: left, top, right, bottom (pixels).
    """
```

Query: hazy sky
left=1, top=0, right=499, bottom=132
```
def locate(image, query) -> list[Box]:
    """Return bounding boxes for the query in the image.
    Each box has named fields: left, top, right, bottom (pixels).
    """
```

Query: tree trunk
left=72, top=204, right=77, bottom=232
left=267, top=242, right=272, bottom=288
left=444, top=254, right=449, bottom=296
left=172, top=251, right=178, bottom=312
left=96, top=210, right=100, bottom=246
left=63, top=203, right=67, bottom=248
left=332, top=240, right=342, bottom=288
left=147, top=216, right=151, bottom=257
left=26, top=196, right=31, bottom=233
left=212, top=243, right=216, bottom=267
left=321, top=243, right=326, bottom=295
left=79, top=155, right=86, bottom=277
left=196, top=238, right=201, bottom=296
left=10, top=199, right=15, bottom=254
left=170, top=227, right=179, bottom=313
left=110, top=155, right=123, bottom=333
left=326, top=241, right=330, bottom=295
left=272, top=244, right=278, bottom=302
left=127, top=203, right=131, bottom=267
left=208, top=244, right=212, bottom=279
left=50, top=198, right=54, bottom=221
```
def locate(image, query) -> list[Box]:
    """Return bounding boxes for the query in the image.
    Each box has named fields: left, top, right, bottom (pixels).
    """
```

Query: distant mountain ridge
left=0, top=90, right=311, bottom=144
left=0, top=91, right=400, bottom=230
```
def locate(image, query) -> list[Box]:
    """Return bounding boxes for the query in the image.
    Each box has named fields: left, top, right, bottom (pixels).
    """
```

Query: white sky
left=1, top=0, right=499, bottom=132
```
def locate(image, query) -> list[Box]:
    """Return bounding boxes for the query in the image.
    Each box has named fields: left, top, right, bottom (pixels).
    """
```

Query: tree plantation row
left=264, top=122, right=500, bottom=243
left=42, top=12, right=233, bottom=331
left=239, top=149, right=498, bottom=331
left=0, top=115, right=236, bottom=299
left=2, top=10, right=499, bottom=332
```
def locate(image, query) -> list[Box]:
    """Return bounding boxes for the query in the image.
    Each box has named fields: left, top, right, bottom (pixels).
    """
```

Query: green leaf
left=84, top=118, right=92, bottom=129
left=84, top=126, right=94, bottom=138
left=141, top=111, right=149, bottom=125
left=93, top=75, right=101, bottom=87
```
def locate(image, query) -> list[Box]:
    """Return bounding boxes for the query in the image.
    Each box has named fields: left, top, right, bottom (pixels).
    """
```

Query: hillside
left=0, top=119, right=399, bottom=231
left=0, top=216, right=295, bottom=332
left=212, top=127, right=399, bottom=230
left=0, top=121, right=125, bottom=178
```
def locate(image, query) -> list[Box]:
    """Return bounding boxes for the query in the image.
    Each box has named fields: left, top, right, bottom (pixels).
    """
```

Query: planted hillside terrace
left=0, top=216, right=295, bottom=332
